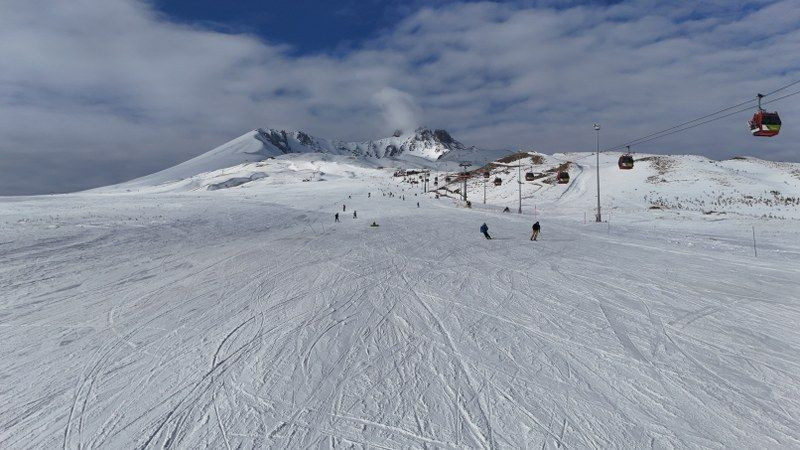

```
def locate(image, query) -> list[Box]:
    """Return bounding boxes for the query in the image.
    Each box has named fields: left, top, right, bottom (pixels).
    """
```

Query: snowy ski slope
left=2, top=152, right=800, bottom=448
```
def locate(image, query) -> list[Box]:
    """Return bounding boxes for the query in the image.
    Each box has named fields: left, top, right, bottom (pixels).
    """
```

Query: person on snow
left=530, top=221, right=541, bottom=241
left=480, top=223, right=492, bottom=240
left=335, top=213, right=340, bottom=222
left=503, top=207, right=510, bottom=213
left=368, top=192, right=371, bottom=198
left=353, top=211, right=358, bottom=219
left=343, top=204, right=346, bottom=212
left=417, top=202, right=420, bottom=208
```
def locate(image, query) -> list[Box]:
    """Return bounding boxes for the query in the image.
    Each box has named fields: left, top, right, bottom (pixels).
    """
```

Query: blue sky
left=153, top=0, right=621, bottom=54
left=153, top=0, right=416, bottom=54
left=1, top=0, right=798, bottom=194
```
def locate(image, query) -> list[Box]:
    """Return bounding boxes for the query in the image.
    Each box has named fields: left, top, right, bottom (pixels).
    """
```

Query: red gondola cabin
left=618, top=155, right=634, bottom=170
left=749, top=93, right=781, bottom=137
left=749, top=110, right=781, bottom=137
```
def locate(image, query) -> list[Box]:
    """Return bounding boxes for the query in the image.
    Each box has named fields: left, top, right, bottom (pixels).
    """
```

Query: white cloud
left=372, top=87, right=422, bottom=134
left=0, top=0, right=798, bottom=194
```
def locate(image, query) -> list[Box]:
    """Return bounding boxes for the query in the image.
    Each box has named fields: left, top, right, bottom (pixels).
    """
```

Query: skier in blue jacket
left=480, top=223, right=491, bottom=240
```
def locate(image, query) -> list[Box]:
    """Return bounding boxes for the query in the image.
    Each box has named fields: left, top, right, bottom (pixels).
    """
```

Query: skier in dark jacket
left=530, top=221, right=540, bottom=241
left=480, top=223, right=491, bottom=240
left=343, top=204, right=346, bottom=212
left=353, top=211, right=357, bottom=219
left=335, top=213, right=340, bottom=222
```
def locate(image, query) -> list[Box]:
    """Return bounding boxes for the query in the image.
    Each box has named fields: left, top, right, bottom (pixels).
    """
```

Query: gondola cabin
left=493, top=177, right=502, bottom=186
left=749, top=111, right=781, bottom=137
left=749, top=93, right=781, bottom=137
left=525, top=172, right=535, bottom=181
left=618, top=155, right=634, bottom=170
left=556, top=171, right=570, bottom=184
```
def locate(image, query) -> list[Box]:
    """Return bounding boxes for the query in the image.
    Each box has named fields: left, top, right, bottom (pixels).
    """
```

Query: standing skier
left=343, top=204, right=346, bottom=212
left=480, top=223, right=492, bottom=240
left=335, top=213, right=340, bottom=222
left=530, top=221, right=540, bottom=241
left=353, top=211, right=357, bottom=219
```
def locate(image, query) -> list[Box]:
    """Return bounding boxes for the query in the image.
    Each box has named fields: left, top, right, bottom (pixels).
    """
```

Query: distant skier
left=343, top=204, right=346, bottom=212
left=353, top=211, right=357, bottom=219
left=480, top=223, right=492, bottom=240
left=530, top=221, right=540, bottom=241
left=503, top=207, right=510, bottom=213
left=417, top=202, right=420, bottom=208
left=335, top=213, right=340, bottom=222
left=368, top=192, right=371, bottom=198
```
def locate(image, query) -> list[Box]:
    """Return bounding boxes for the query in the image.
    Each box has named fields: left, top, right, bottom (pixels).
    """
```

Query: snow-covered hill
left=2, top=168, right=800, bottom=448
left=432, top=151, right=800, bottom=220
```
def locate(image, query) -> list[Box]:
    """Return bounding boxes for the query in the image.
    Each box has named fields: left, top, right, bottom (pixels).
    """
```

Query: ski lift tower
left=459, top=162, right=471, bottom=202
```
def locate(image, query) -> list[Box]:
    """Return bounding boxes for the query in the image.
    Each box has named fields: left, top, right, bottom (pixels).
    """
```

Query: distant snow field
left=2, top=129, right=799, bottom=448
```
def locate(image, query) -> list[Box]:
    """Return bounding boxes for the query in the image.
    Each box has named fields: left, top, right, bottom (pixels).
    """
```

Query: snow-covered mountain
left=254, top=127, right=469, bottom=160
left=5, top=128, right=800, bottom=448
left=123, top=127, right=473, bottom=188
left=107, top=125, right=800, bottom=221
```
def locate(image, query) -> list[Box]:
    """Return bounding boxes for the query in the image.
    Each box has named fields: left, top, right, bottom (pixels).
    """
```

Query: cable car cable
left=606, top=98, right=757, bottom=151
left=604, top=78, right=800, bottom=151
left=618, top=89, right=800, bottom=147
left=763, top=78, right=800, bottom=97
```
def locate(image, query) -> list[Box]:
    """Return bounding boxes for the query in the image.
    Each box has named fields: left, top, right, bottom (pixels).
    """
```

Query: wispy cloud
left=1, top=0, right=798, bottom=194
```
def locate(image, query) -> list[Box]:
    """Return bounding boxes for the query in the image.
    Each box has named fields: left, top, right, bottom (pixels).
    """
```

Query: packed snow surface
left=2, top=153, right=800, bottom=448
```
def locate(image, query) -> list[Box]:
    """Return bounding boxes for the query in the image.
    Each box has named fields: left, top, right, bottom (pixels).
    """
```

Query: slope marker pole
left=752, top=225, right=758, bottom=257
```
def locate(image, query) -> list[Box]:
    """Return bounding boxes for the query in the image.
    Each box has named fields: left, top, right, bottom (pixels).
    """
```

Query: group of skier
left=335, top=191, right=376, bottom=224
left=334, top=185, right=543, bottom=243
left=480, top=221, right=540, bottom=241
left=335, top=207, right=357, bottom=222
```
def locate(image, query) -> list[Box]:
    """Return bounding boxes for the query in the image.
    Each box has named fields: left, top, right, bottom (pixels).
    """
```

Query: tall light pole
left=459, top=162, right=471, bottom=202
left=483, top=174, right=487, bottom=204
left=517, top=159, right=522, bottom=214
left=594, top=123, right=601, bottom=222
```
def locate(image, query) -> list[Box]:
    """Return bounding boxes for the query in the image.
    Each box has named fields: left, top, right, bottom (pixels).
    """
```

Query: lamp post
left=594, top=123, right=601, bottom=222
left=459, top=162, right=471, bottom=202
left=517, top=159, right=522, bottom=214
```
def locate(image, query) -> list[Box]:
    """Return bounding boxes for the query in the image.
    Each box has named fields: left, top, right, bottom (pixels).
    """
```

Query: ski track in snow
left=1, top=172, right=800, bottom=449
